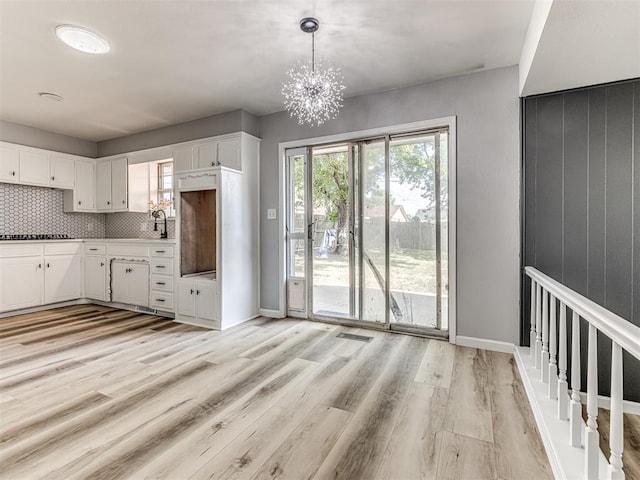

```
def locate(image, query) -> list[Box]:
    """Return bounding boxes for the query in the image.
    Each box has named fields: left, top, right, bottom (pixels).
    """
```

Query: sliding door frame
left=277, top=117, right=457, bottom=343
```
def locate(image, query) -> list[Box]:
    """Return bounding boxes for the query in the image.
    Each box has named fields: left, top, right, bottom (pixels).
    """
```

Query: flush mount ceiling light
left=282, top=17, right=345, bottom=127
left=38, top=92, right=63, bottom=101
left=55, top=25, right=110, bottom=54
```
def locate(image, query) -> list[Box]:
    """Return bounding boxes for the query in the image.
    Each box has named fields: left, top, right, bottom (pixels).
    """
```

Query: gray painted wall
left=97, top=109, right=259, bottom=157
left=0, top=120, right=97, bottom=157
left=258, top=66, right=521, bottom=344
left=523, top=79, right=640, bottom=401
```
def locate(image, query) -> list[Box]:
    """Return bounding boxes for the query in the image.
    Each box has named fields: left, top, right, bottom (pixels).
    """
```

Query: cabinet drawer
left=85, top=244, right=107, bottom=255
left=151, top=274, right=173, bottom=292
left=151, top=259, right=174, bottom=275
left=44, top=243, right=82, bottom=256
left=108, top=245, right=150, bottom=258
left=151, top=291, right=174, bottom=311
left=0, top=243, right=44, bottom=258
left=151, top=246, right=174, bottom=258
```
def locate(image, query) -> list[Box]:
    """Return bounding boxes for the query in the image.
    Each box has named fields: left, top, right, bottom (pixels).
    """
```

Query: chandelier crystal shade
left=282, top=18, right=345, bottom=127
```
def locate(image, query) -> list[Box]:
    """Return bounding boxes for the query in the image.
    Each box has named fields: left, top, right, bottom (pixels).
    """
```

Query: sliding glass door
left=286, top=128, right=449, bottom=335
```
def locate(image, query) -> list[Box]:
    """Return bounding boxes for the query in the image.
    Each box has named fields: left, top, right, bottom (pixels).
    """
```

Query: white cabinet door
left=19, top=150, right=49, bottom=186
left=173, top=146, right=193, bottom=173
left=96, top=161, right=112, bottom=210
left=44, top=255, right=82, bottom=304
left=75, top=160, right=95, bottom=210
left=111, top=157, right=128, bottom=210
left=177, top=281, right=196, bottom=317
left=0, top=146, right=19, bottom=183
left=0, top=257, right=43, bottom=311
left=110, top=262, right=128, bottom=303
left=129, top=263, right=149, bottom=307
left=49, top=156, right=75, bottom=189
left=85, top=256, right=107, bottom=301
left=195, top=142, right=217, bottom=169
left=195, top=282, right=217, bottom=321
left=217, top=138, right=241, bottom=171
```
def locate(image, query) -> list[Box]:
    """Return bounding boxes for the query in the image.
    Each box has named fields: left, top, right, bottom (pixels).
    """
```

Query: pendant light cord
left=312, top=32, right=315, bottom=73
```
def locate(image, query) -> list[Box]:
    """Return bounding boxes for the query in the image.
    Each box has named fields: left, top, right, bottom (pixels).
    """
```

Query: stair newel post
left=530, top=279, right=537, bottom=360
left=585, top=324, right=599, bottom=479
left=548, top=294, right=558, bottom=398
left=542, top=289, right=550, bottom=382
left=535, top=282, right=543, bottom=369
left=608, top=342, right=624, bottom=480
left=569, top=310, right=582, bottom=447
left=558, top=301, right=569, bottom=420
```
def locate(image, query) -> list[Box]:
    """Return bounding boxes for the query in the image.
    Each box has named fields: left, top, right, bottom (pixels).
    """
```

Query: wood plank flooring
left=0, top=305, right=552, bottom=479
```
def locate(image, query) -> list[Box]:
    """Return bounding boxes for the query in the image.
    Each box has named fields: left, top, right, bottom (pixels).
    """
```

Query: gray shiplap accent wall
left=0, top=183, right=105, bottom=237
left=523, top=79, right=640, bottom=401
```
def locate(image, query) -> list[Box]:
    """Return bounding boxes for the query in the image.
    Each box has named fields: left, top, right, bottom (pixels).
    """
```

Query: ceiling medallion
left=282, top=17, right=345, bottom=127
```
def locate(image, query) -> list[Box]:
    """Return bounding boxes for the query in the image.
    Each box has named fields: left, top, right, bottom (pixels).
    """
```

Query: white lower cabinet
left=177, top=279, right=217, bottom=326
left=111, top=261, right=149, bottom=307
left=0, top=242, right=82, bottom=312
left=84, top=255, right=107, bottom=301
left=0, top=256, right=43, bottom=311
left=43, top=255, right=82, bottom=304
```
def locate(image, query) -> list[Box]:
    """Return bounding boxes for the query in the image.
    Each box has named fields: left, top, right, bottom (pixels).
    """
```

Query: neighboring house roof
left=365, top=205, right=409, bottom=222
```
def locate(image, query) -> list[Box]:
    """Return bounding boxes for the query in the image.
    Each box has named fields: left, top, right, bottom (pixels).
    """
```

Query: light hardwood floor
left=0, top=305, right=553, bottom=479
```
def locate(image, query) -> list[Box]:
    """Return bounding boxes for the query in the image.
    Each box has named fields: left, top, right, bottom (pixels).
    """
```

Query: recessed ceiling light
left=39, top=92, right=64, bottom=101
left=55, top=25, right=110, bottom=54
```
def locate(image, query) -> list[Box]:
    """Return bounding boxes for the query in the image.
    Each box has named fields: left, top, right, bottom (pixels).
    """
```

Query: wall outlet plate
left=267, top=208, right=277, bottom=220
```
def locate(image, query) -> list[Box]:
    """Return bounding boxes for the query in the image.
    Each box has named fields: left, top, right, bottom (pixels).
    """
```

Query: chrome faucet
left=152, top=209, right=168, bottom=239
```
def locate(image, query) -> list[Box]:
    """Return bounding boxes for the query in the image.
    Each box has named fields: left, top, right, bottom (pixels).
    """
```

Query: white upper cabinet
left=96, top=160, right=112, bottom=210
left=96, top=157, right=128, bottom=211
left=111, top=157, right=128, bottom=209
left=64, top=159, right=95, bottom=212
left=49, top=155, right=75, bottom=189
left=0, top=146, right=19, bottom=183
left=19, top=150, right=49, bottom=186
left=173, top=134, right=244, bottom=173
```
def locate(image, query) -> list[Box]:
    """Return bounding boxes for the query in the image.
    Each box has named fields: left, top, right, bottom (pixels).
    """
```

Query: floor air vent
left=336, top=332, right=373, bottom=342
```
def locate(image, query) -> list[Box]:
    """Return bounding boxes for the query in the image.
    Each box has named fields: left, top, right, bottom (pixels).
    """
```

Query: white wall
left=258, top=66, right=521, bottom=344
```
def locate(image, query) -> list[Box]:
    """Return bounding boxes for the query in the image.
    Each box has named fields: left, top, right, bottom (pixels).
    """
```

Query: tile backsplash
left=0, top=183, right=106, bottom=237
left=106, top=212, right=175, bottom=239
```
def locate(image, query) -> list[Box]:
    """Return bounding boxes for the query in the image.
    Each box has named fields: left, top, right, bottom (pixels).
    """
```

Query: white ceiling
left=0, top=0, right=535, bottom=142
left=520, top=0, right=640, bottom=96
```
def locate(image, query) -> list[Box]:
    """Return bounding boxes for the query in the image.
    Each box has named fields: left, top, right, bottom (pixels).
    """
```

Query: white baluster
left=530, top=279, right=537, bottom=360
left=548, top=294, right=558, bottom=398
left=585, top=324, right=599, bottom=479
left=609, top=342, right=624, bottom=480
left=535, top=283, right=543, bottom=369
left=558, top=302, right=569, bottom=420
left=570, top=310, right=582, bottom=447
left=542, top=289, right=550, bottom=383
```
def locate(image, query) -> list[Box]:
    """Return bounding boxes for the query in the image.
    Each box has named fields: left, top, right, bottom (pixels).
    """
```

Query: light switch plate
left=267, top=208, right=277, bottom=220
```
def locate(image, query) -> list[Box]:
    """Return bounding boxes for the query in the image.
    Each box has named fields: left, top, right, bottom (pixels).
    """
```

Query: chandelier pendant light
left=282, top=17, right=346, bottom=127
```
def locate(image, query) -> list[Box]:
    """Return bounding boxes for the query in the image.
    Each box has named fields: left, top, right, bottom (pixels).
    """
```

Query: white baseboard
left=259, top=308, right=285, bottom=319
left=514, top=346, right=609, bottom=480
left=455, top=335, right=514, bottom=353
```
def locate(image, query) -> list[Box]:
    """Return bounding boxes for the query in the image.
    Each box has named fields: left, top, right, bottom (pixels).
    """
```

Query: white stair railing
left=525, top=266, right=640, bottom=480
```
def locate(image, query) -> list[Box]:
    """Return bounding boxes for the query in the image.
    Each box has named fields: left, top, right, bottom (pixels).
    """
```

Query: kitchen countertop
left=0, top=238, right=175, bottom=244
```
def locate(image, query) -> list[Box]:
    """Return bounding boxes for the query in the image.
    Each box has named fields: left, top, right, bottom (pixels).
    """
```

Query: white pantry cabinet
left=177, top=279, right=217, bottom=324
left=173, top=134, right=243, bottom=173
left=0, top=146, right=19, bottom=183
